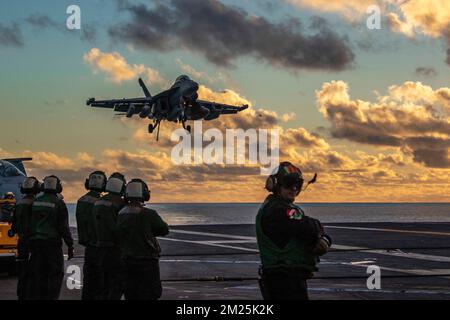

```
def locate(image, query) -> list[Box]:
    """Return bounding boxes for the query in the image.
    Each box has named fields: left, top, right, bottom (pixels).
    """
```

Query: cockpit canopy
left=0, top=160, right=25, bottom=178
left=175, top=75, right=190, bottom=82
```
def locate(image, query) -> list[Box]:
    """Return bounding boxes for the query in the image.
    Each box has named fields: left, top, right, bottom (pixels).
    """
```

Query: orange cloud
left=84, top=48, right=166, bottom=85
left=387, top=0, right=450, bottom=38
left=2, top=145, right=450, bottom=202
left=285, top=0, right=376, bottom=19
left=316, top=80, right=450, bottom=167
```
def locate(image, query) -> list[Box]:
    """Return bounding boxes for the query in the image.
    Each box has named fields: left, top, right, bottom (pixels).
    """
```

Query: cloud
left=415, top=67, right=438, bottom=78
left=3, top=143, right=450, bottom=202
left=281, top=113, right=296, bottom=122
left=0, top=23, right=23, bottom=47
left=197, top=85, right=252, bottom=107
left=0, top=149, right=14, bottom=159
left=316, top=80, right=450, bottom=168
left=81, top=24, right=97, bottom=43
left=282, top=127, right=329, bottom=150
left=197, top=85, right=293, bottom=130
left=25, top=14, right=97, bottom=43
left=387, top=0, right=450, bottom=38
left=385, top=0, right=450, bottom=66
left=26, top=14, right=58, bottom=29
left=176, top=59, right=228, bottom=84
left=109, top=0, right=355, bottom=71
left=28, top=152, right=76, bottom=170
left=83, top=48, right=166, bottom=85
left=285, top=0, right=376, bottom=20
left=287, top=0, right=450, bottom=36
left=286, top=1, right=450, bottom=66
left=387, top=12, right=415, bottom=37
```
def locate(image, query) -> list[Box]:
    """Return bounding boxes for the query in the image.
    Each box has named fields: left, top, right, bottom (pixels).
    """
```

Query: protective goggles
left=279, top=174, right=304, bottom=190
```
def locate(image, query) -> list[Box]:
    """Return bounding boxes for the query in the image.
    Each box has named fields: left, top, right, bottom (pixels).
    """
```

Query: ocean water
left=67, top=202, right=450, bottom=227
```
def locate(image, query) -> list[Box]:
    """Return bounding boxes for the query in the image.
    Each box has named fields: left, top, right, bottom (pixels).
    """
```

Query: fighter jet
left=0, top=158, right=32, bottom=198
left=86, top=75, right=249, bottom=140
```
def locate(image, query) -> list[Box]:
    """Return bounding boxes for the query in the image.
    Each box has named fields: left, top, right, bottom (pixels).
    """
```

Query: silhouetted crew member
left=11, top=177, right=41, bottom=300
left=117, top=179, right=169, bottom=300
left=75, top=171, right=107, bottom=300
left=93, top=172, right=126, bottom=300
left=256, top=162, right=331, bottom=300
left=29, top=175, right=74, bottom=300
left=0, top=192, right=16, bottom=222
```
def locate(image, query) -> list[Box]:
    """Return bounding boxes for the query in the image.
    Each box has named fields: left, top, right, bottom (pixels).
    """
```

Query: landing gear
left=148, top=120, right=161, bottom=140
left=182, top=121, right=191, bottom=134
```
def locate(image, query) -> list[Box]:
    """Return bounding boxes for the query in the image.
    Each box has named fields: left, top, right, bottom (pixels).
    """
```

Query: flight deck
left=1, top=222, right=449, bottom=300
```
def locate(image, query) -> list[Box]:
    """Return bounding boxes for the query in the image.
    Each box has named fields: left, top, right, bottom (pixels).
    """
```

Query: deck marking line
left=160, top=237, right=259, bottom=252
left=164, top=230, right=450, bottom=262
left=327, top=225, right=450, bottom=237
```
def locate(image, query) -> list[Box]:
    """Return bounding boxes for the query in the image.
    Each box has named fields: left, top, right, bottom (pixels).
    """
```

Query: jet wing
left=197, top=100, right=249, bottom=114
left=86, top=87, right=179, bottom=113
left=86, top=97, right=149, bottom=112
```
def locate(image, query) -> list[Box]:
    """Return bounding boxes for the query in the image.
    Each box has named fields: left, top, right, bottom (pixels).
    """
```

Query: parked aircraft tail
left=1, top=158, right=32, bottom=175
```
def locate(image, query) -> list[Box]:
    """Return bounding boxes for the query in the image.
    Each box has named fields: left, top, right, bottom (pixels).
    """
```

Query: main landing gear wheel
left=186, top=125, right=191, bottom=133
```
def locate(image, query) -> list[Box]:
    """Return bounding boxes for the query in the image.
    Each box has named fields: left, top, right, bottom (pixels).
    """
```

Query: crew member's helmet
left=20, top=177, right=41, bottom=195
left=105, top=172, right=126, bottom=195
left=265, top=162, right=304, bottom=193
left=124, top=179, right=151, bottom=203
left=3, top=192, right=15, bottom=200
left=85, top=171, right=107, bottom=192
left=42, top=175, right=63, bottom=194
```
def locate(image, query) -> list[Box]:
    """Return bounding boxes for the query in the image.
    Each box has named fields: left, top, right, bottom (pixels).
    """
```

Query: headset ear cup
left=33, top=180, right=39, bottom=194
left=144, top=190, right=150, bottom=202
left=265, top=176, right=274, bottom=192
left=102, top=176, right=107, bottom=191
left=57, top=177, right=63, bottom=194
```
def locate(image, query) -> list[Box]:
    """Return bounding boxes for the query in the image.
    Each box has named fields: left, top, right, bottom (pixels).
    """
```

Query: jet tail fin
left=1, top=158, right=32, bottom=175
left=139, top=78, right=152, bottom=98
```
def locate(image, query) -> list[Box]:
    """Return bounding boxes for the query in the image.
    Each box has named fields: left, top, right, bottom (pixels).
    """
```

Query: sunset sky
left=1, top=0, right=449, bottom=202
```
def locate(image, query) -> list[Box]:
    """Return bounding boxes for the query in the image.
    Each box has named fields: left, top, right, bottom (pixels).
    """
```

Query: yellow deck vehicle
left=0, top=199, right=17, bottom=275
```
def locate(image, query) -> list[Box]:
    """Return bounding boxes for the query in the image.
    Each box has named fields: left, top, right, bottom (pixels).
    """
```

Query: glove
left=67, top=246, right=75, bottom=260
left=312, top=235, right=331, bottom=256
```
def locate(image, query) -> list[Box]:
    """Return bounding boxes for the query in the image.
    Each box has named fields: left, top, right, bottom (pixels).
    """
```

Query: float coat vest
left=30, top=193, right=73, bottom=247
left=117, top=205, right=169, bottom=259
left=75, top=191, right=101, bottom=246
left=12, top=195, right=35, bottom=239
left=255, top=195, right=318, bottom=273
left=93, top=193, right=125, bottom=247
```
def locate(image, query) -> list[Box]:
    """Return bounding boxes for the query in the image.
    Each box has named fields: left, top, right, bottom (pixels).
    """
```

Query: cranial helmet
left=105, top=172, right=126, bottom=195
left=124, top=179, right=150, bottom=202
left=265, top=162, right=304, bottom=193
left=85, top=171, right=107, bottom=192
left=43, top=175, right=63, bottom=194
left=3, top=192, right=15, bottom=199
left=20, top=176, right=41, bottom=195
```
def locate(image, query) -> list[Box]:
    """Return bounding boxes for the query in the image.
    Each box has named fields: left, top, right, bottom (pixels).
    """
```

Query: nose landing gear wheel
left=148, top=124, right=154, bottom=134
